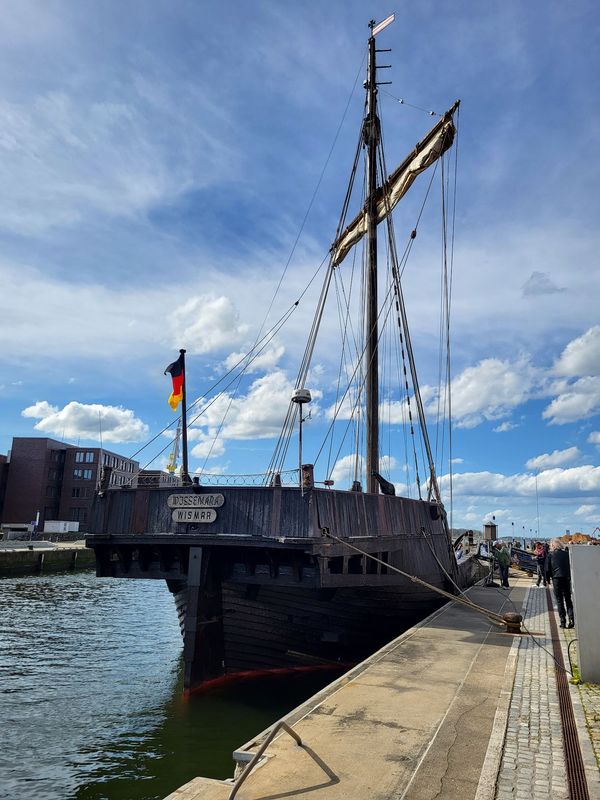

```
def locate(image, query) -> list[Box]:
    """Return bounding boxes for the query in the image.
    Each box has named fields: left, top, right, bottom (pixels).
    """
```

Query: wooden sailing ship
left=86, top=18, right=479, bottom=693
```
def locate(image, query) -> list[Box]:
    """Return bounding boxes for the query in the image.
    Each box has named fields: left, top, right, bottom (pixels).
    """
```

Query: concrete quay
left=165, top=572, right=600, bottom=800
left=0, top=539, right=95, bottom=576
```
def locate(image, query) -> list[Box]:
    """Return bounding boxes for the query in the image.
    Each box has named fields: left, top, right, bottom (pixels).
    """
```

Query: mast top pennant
left=371, top=14, right=395, bottom=37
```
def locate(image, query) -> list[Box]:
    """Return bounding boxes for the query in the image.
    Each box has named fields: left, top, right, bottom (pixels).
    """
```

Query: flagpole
left=179, top=348, right=191, bottom=485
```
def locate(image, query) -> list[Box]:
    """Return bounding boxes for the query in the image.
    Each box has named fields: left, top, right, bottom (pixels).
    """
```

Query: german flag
left=164, top=353, right=184, bottom=410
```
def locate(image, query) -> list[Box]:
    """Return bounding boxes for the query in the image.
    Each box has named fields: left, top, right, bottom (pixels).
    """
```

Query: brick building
left=1, top=437, right=139, bottom=533
left=0, top=453, right=8, bottom=520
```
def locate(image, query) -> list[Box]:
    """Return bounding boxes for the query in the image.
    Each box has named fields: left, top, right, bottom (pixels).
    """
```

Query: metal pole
left=299, top=408, right=303, bottom=492
left=365, top=28, right=380, bottom=494
left=179, top=348, right=191, bottom=485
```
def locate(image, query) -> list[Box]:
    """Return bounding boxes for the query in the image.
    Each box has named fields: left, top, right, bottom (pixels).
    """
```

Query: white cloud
left=521, top=271, right=564, bottom=296
left=451, top=457, right=464, bottom=464
left=224, top=343, right=285, bottom=373
left=22, top=401, right=56, bottom=420
left=542, top=376, right=600, bottom=425
left=553, top=326, right=600, bottom=377
left=21, top=400, right=148, bottom=443
left=526, top=447, right=580, bottom=470
left=0, top=69, right=238, bottom=236
left=326, top=393, right=361, bottom=421
left=329, top=454, right=399, bottom=487
left=0, top=260, right=163, bottom=359
left=194, top=464, right=230, bottom=476
left=425, top=357, right=537, bottom=429
left=194, top=371, right=296, bottom=440
left=575, top=504, right=597, bottom=517
left=330, top=454, right=363, bottom=487
left=493, top=421, right=519, bottom=433
left=190, top=435, right=226, bottom=460
left=588, top=431, right=600, bottom=449
left=379, top=399, right=406, bottom=425
left=379, top=389, right=436, bottom=426
left=379, top=455, right=399, bottom=473
left=169, top=295, right=249, bottom=355
left=446, top=466, right=600, bottom=498
left=483, top=509, right=512, bottom=522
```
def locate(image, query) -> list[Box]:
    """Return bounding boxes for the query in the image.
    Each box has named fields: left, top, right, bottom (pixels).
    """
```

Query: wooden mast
left=365, top=23, right=380, bottom=494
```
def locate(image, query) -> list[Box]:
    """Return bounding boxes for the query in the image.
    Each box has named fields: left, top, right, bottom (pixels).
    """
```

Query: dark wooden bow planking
left=85, top=483, right=471, bottom=692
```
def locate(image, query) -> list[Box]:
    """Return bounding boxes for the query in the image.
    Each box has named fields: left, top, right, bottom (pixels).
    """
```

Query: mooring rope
left=321, top=529, right=507, bottom=627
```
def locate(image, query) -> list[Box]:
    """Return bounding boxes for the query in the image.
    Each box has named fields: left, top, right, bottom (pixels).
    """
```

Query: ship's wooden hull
left=87, top=483, right=485, bottom=689
left=167, top=578, right=448, bottom=675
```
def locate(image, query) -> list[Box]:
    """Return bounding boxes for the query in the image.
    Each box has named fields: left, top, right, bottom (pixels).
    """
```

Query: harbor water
left=0, top=570, right=345, bottom=800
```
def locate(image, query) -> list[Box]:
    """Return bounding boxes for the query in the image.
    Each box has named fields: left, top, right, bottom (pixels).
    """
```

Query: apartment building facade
left=1, top=437, right=139, bottom=533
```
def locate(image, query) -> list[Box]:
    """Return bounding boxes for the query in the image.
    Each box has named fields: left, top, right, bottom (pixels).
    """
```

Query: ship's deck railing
left=133, top=469, right=301, bottom=488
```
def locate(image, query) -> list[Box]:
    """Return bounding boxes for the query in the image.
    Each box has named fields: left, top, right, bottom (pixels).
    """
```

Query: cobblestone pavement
left=564, top=627, right=600, bottom=770
left=494, top=584, right=570, bottom=800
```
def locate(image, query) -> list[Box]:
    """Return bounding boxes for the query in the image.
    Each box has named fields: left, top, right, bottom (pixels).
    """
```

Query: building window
left=46, top=486, right=57, bottom=498
left=85, top=452, right=94, bottom=463
left=69, top=507, right=88, bottom=523
left=75, top=451, right=85, bottom=463
left=48, top=468, right=58, bottom=480
left=44, top=506, right=56, bottom=520
left=73, top=468, right=93, bottom=480
left=72, top=487, right=91, bottom=498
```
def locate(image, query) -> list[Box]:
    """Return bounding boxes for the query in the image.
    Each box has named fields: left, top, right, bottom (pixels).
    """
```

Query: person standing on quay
left=543, top=541, right=551, bottom=585
left=495, top=541, right=511, bottom=588
left=547, top=538, right=575, bottom=628
left=534, top=541, right=547, bottom=586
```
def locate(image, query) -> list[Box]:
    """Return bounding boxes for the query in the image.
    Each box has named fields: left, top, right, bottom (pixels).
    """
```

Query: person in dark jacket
left=534, top=541, right=547, bottom=586
left=494, top=541, right=511, bottom=588
left=543, top=541, right=551, bottom=585
left=547, top=538, right=574, bottom=628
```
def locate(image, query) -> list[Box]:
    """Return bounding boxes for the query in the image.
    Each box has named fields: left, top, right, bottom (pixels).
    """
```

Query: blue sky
left=1, top=1, right=599, bottom=537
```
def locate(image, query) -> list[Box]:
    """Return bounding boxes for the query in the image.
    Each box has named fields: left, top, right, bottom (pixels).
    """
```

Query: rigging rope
left=253, top=52, right=367, bottom=356
left=321, top=287, right=397, bottom=481
left=379, top=88, right=441, bottom=117
left=377, top=122, right=441, bottom=504
left=126, top=302, right=300, bottom=481
left=267, top=92, right=460, bottom=491
left=322, top=530, right=507, bottom=627
left=122, top=56, right=369, bottom=484
left=446, top=107, right=460, bottom=532
left=268, top=98, right=368, bottom=479
left=123, top=301, right=300, bottom=473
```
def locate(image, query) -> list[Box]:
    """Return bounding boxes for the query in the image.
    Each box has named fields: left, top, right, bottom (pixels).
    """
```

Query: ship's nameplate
left=167, top=493, right=224, bottom=509
left=171, top=508, right=217, bottom=524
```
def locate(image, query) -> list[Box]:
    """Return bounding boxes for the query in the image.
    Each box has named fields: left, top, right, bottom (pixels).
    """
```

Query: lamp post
left=291, top=388, right=312, bottom=494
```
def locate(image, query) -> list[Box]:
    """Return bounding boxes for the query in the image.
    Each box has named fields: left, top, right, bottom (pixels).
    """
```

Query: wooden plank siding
left=91, top=485, right=445, bottom=544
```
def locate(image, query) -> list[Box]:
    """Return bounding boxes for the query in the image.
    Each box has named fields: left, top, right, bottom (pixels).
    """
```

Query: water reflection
left=0, top=571, right=344, bottom=800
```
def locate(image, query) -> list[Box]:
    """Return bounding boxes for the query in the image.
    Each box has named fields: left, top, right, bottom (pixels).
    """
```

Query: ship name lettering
left=167, top=493, right=224, bottom=509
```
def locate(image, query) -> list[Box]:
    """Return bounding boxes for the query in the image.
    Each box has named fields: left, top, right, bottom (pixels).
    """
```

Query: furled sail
left=331, top=102, right=459, bottom=267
